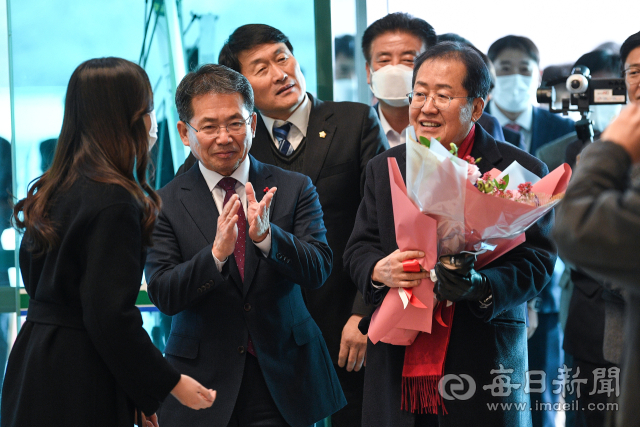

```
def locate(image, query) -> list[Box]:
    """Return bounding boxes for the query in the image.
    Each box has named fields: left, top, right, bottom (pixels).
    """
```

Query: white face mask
left=148, top=110, right=158, bottom=151
left=493, top=74, right=538, bottom=113
left=370, top=64, right=414, bottom=107
left=590, top=104, right=621, bottom=132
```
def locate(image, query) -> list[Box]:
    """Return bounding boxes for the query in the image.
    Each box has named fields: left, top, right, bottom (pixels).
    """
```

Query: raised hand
left=371, top=249, right=429, bottom=288
left=245, top=182, right=277, bottom=243
left=212, top=193, right=240, bottom=261
left=170, top=374, right=216, bottom=410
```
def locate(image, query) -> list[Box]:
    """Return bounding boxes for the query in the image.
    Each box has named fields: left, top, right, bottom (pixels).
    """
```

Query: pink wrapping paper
left=369, top=159, right=572, bottom=346
left=368, top=158, right=438, bottom=345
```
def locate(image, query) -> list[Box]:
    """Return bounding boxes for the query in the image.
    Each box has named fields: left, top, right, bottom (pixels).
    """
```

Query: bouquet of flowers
left=368, top=128, right=572, bottom=346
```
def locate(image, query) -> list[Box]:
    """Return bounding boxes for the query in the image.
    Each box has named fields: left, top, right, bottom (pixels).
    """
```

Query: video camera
left=536, top=66, right=627, bottom=142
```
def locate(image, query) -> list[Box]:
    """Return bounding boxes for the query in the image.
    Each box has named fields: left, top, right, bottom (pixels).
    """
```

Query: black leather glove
left=434, top=254, right=490, bottom=302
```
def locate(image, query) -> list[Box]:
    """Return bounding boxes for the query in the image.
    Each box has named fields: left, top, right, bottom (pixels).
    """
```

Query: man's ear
left=177, top=121, right=190, bottom=147
left=472, top=97, right=485, bottom=122
left=366, top=62, right=372, bottom=85
left=250, top=112, right=257, bottom=138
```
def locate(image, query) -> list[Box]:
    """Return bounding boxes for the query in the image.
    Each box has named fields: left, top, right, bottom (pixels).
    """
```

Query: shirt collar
left=198, top=154, right=251, bottom=192
left=489, top=102, right=533, bottom=132
left=378, top=104, right=407, bottom=147
left=378, top=106, right=401, bottom=137
left=261, top=93, right=311, bottom=140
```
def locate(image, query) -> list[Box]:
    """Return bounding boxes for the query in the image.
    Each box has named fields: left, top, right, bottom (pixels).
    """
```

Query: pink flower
left=467, top=163, right=481, bottom=184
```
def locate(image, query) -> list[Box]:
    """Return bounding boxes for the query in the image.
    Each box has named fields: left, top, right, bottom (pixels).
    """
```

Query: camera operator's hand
left=601, top=103, right=640, bottom=162
left=434, top=262, right=490, bottom=303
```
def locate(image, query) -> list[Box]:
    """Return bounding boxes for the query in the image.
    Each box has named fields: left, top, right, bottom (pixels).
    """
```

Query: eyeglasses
left=624, top=67, right=640, bottom=84
left=185, top=115, right=252, bottom=138
left=407, top=91, right=472, bottom=110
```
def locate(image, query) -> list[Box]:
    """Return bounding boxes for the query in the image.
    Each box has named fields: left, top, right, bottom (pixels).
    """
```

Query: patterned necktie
left=217, top=177, right=256, bottom=357
left=218, top=177, right=246, bottom=280
left=504, top=122, right=522, bottom=133
left=273, top=122, right=294, bottom=156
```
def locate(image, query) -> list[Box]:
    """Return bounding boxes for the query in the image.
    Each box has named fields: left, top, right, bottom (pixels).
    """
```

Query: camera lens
left=571, top=80, right=580, bottom=89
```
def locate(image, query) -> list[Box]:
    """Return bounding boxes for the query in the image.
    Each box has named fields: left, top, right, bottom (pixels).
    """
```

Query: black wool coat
left=1, top=178, right=181, bottom=427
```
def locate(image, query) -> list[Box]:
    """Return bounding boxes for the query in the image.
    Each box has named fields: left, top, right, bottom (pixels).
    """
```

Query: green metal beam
left=314, top=0, right=333, bottom=101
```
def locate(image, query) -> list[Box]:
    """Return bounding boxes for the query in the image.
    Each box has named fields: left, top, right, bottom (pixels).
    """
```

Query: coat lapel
left=302, top=94, right=336, bottom=184
left=179, top=165, right=219, bottom=244
left=250, top=114, right=277, bottom=165
left=470, top=125, right=504, bottom=174
left=242, top=156, right=276, bottom=296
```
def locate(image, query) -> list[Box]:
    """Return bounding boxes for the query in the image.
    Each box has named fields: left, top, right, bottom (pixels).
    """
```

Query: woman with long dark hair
left=1, top=57, right=215, bottom=426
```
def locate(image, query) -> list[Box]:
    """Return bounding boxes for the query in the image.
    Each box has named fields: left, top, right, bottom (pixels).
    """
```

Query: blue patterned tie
left=273, top=122, right=294, bottom=156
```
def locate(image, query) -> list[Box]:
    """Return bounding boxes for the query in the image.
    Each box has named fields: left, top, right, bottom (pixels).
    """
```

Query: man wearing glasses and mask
left=146, top=64, right=346, bottom=427
left=344, top=41, right=556, bottom=427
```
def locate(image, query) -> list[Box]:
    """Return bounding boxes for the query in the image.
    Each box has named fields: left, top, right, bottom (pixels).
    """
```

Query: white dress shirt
left=198, top=157, right=271, bottom=271
left=261, top=93, right=311, bottom=150
left=489, top=102, right=533, bottom=153
left=378, top=105, right=407, bottom=148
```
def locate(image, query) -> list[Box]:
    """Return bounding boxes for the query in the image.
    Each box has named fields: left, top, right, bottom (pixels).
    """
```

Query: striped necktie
left=273, top=122, right=294, bottom=156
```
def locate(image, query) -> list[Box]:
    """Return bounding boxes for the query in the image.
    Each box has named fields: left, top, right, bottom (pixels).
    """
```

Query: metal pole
left=314, top=0, right=333, bottom=101
left=5, top=0, right=20, bottom=328
left=354, top=0, right=370, bottom=105
left=163, top=0, right=187, bottom=172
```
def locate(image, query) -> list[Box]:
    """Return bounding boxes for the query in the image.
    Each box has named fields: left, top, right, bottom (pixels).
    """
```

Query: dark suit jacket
left=177, top=93, right=387, bottom=362
left=343, top=126, right=556, bottom=427
left=146, top=156, right=346, bottom=427
left=1, top=178, right=180, bottom=426
left=477, top=111, right=506, bottom=142
left=530, top=106, right=575, bottom=156
left=553, top=141, right=640, bottom=427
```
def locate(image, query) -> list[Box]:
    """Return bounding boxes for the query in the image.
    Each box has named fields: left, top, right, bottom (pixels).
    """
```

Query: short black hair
left=412, top=41, right=492, bottom=100
left=361, top=12, right=436, bottom=63
left=487, top=35, right=540, bottom=65
left=437, top=33, right=472, bottom=45
left=335, top=34, right=355, bottom=58
left=574, top=50, right=620, bottom=77
left=541, top=64, right=573, bottom=86
left=218, top=24, right=294, bottom=73
left=437, top=34, right=495, bottom=92
left=620, top=31, right=640, bottom=73
left=175, top=64, right=254, bottom=124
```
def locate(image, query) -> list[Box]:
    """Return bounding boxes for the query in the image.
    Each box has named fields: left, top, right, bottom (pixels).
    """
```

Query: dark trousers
left=227, top=354, right=290, bottom=427
left=565, top=356, right=618, bottom=427
left=529, top=312, right=563, bottom=427
left=330, top=364, right=365, bottom=427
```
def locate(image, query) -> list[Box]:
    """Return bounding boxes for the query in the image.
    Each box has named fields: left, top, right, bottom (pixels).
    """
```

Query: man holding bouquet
left=344, top=41, right=557, bottom=427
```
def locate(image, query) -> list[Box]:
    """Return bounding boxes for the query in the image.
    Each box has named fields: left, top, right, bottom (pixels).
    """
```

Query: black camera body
left=536, top=66, right=627, bottom=142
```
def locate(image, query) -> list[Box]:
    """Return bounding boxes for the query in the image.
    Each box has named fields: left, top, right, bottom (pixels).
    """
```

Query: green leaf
left=496, top=174, right=509, bottom=191
left=435, top=137, right=441, bottom=142
left=419, top=136, right=431, bottom=148
left=449, top=143, right=458, bottom=156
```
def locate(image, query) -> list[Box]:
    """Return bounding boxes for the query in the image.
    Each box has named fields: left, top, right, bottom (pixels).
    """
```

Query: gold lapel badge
left=319, top=131, right=327, bottom=138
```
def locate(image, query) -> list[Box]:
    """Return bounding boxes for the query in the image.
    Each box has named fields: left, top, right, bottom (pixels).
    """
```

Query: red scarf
left=401, top=124, right=476, bottom=414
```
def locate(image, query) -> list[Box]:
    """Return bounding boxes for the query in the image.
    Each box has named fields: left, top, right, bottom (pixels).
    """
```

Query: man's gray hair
left=175, top=64, right=254, bottom=123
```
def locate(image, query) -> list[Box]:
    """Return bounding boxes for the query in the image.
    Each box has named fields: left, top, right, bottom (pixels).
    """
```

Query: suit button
left=244, top=303, right=251, bottom=312
left=197, top=288, right=202, bottom=293
left=276, top=253, right=282, bottom=260
left=238, top=346, right=245, bottom=354
left=208, top=280, right=214, bottom=285
left=286, top=259, right=291, bottom=264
